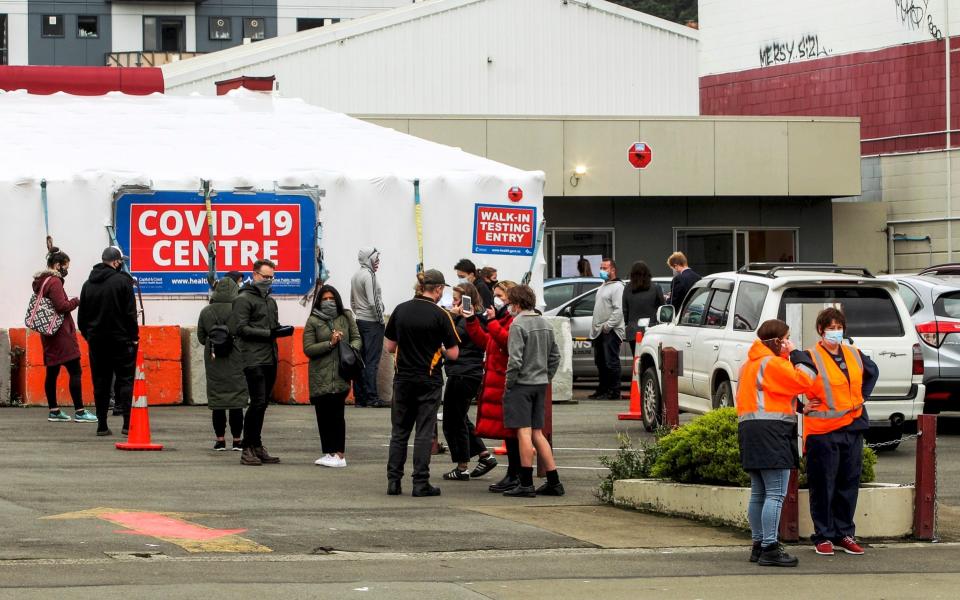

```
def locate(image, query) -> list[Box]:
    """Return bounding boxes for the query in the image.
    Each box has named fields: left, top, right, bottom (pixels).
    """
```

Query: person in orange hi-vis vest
left=803, top=307, right=879, bottom=558
left=736, top=319, right=819, bottom=568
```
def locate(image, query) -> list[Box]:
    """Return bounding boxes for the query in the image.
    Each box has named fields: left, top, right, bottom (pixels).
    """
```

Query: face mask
left=319, top=300, right=338, bottom=319
left=458, top=277, right=470, bottom=285
left=114, top=262, right=124, bottom=272
left=254, top=280, right=273, bottom=295
left=824, top=330, right=844, bottom=345
left=493, top=297, right=505, bottom=310
left=598, top=270, right=609, bottom=281
left=508, top=305, right=520, bottom=317
left=57, top=267, right=68, bottom=278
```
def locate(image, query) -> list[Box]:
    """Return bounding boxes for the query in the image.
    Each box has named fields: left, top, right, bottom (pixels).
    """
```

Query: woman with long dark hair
left=622, top=261, right=664, bottom=354
left=303, top=284, right=361, bottom=468
left=34, top=245, right=96, bottom=423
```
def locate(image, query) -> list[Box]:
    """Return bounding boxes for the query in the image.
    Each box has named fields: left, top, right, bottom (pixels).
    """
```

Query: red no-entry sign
left=628, top=142, right=652, bottom=169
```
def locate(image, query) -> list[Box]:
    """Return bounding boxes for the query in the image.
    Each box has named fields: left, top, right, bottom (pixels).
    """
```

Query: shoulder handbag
left=24, top=276, right=65, bottom=336
left=329, top=318, right=364, bottom=381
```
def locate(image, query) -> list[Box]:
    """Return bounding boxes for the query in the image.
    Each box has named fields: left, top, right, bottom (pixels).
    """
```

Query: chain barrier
left=864, top=431, right=920, bottom=450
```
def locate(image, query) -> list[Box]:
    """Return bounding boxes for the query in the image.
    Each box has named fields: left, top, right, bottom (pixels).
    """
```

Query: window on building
left=209, top=17, right=231, bottom=40
left=144, top=16, right=185, bottom=52
left=41, top=15, right=65, bottom=38
left=1, top=14, right=7, bottom=65
left=545, top=228, right=614, bottom=278
left=77, top=15, right=98, bottom=39
left=297, top=18, right=340, bottom=32
left=243, top=17, right=265, bottom=41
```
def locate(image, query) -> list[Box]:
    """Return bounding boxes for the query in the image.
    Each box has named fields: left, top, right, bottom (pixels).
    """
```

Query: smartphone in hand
left=461, top=295, right=473, bottom=313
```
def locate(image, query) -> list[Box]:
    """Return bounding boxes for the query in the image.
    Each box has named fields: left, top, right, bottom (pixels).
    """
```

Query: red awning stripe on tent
left=0, top=66, right=164, bottom=96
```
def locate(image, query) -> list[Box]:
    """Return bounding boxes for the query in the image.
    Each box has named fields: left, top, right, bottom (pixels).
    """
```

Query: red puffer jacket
left=466, top=312, right=514, bottom=439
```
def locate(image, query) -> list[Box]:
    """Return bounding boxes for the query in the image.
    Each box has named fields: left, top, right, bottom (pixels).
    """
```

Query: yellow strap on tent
left=414, top=178, right=424, bottom=273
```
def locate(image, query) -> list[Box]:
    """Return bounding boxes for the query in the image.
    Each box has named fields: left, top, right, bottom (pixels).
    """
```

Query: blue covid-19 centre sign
left=114, top=190, right=317, bottom=295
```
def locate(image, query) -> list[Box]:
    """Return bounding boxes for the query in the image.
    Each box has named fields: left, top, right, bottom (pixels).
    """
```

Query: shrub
left=596, top=432, right=660, bottom=503
left=650, top=408, right=750, bottom=487
left=596, top=407, right=879, bottom=500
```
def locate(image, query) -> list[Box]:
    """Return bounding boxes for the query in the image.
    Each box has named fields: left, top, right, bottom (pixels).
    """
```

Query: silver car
left=885, top=272, right=960, bottom=412
left=545, top=277, right=672, bottom=378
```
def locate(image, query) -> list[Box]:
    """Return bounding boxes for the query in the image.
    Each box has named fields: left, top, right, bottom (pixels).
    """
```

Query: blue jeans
left=747, top=468, right=791, bottom=547
left=356, top=320, right=385, bottom=405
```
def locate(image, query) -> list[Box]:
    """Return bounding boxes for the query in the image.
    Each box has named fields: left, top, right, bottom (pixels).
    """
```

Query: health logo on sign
left=473, top=203, right=537, bottom=256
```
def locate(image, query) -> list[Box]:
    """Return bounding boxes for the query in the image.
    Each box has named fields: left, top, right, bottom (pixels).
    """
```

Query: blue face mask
left=823, top=330, right=844, bottom=345
left=598, top=270, right=609, bottom=281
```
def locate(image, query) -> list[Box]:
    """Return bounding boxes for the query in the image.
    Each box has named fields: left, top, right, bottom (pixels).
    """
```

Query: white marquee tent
left=0, top=89, right=545, bottom=327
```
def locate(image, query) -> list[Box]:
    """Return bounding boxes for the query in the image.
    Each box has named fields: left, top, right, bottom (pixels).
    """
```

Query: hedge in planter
left=647, top=407, right=876, bottom=488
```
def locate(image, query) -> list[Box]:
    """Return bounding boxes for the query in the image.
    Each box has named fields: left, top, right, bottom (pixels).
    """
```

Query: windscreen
left=777, top=287, right=903, bottom=337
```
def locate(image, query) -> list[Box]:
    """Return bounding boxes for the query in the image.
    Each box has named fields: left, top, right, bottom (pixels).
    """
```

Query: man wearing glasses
left=229, top=259, right=293, bottom=465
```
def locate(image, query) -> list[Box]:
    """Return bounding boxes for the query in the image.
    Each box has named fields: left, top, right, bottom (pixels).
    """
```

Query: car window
left=578, top=281, right=602, bottom=296
left=544, top=284, right=576, bottom=311
left=934, top=292, right=960, bottom=319
left=777, top=287, right=904, bottom=337
left=897, top=283, right=922, bottom=315
left=733, top=282, right=768, bottom=332
left=679, top=288, right=712, bottom=326
left=705, top=289, right=732, bottom=328
left=571, top=290, right=597, bottom=318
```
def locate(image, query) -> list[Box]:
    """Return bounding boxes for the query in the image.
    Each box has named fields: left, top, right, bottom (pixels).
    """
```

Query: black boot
left=758, top=544, right=798, bottom=567
left=749, top=541, right=762, bottom=563
left=489, top=474, right=519, bottom=493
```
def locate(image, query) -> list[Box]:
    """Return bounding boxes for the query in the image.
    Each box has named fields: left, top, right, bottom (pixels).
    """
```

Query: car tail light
left=913, top=343, right=924, bottom=375
left=915, top=320, right=960, bottom=347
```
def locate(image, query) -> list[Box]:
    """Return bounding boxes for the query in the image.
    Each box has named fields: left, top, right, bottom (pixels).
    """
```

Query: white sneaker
left=336, top=456, right=347, bottom=468
left=315, top=454, right=341, bottom=468
left=437, top=412, right=443, bottom=421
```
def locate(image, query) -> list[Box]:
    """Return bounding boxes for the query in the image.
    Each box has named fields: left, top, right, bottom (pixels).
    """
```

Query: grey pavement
left=3, top=394, right=960, bottom=597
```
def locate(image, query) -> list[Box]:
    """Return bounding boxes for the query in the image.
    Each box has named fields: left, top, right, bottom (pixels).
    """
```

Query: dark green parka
left=228, top=280, right=280, bottom=368
left=303, top=309, right=361, bottom=399
left=197, top=277, right=248, bottom=410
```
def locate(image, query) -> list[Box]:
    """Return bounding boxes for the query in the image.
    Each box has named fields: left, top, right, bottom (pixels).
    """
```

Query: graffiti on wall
left=894, top=0, right=943, bottom=40
left=759, top=35, right=831, bottom=68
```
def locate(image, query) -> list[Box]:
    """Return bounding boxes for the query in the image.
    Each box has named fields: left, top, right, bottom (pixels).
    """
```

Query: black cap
left=101, top=246, right=128, bottom=262
left=226, top=270, right=244, bottom=283
left=420, top=269, right=448, bottom=286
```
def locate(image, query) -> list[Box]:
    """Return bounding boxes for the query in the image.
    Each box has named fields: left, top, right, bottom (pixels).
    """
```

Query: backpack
left=208, top=324, right=233, bottom=359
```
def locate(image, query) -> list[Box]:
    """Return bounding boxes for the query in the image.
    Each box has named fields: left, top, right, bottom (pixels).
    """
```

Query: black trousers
left=387, top=379, right=442, bottom=485
left=356, top=320, right=385, bottom=406
left=313, top=390, right=349, bottom=454
left=806, top=429, right=864, bottom=543
left=89, top=340, right=136, bottom=432
left=241, top=364, right=277, bottom=449
left=45, top=358, right=84, bottom=411
left=592, top=331, right=622, bottom=393
left=442, top=375, right=487, bottom=463
left=212, top=409, right=244, bottom=438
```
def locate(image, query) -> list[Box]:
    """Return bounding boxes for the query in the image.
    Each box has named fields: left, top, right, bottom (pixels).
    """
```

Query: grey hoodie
left=350, top=247, right=385, bottom=323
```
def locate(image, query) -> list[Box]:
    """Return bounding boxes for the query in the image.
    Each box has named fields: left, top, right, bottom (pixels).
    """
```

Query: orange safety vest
left=736, top=340, right=816, bottom=423
left=802, top=342, right=864, bottom=437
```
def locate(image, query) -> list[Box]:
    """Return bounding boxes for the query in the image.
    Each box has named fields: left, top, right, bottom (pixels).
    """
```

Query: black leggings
left=45, top=358, right=84, bottom=411
left=212, top=409, right=244, bottom=439
left=314, top=390, right=349, bottom=454
left=442, top=375, right=487, bottom=463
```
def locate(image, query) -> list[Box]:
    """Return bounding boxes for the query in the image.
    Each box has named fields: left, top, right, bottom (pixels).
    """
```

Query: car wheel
left=712, top=380, right=733, bottom=410
left=641, top=367, right=662, bottom=432
left=864, top=427, right=902, bottom=453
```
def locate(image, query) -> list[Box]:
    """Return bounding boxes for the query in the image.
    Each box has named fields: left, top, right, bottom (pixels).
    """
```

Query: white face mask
left=493, top=297, right=505, bottom=309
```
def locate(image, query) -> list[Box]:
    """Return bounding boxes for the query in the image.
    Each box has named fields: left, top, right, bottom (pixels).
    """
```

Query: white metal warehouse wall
left=162, top=0, right=699, bottom=116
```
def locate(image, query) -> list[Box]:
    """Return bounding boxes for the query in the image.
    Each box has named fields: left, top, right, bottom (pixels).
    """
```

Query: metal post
left=779, top=469, right=800, bottom=543
left=914, top=414, right=938, bottom=540
left=537, top=384, right=554, bottom=478
left=661, top=347, right=680, bottom=428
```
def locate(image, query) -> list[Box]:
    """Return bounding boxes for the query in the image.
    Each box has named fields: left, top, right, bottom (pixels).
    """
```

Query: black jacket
left=474, top=279, right=495, bottom=310
left=670, top=268, right=702, bottom=310
left=228, top=282, right=280, bottom=368
left=444, top=313, right=484, bottom=380
left=78, top=263, right=139, bottom=345
left=622, top=285, right=665, bottom=341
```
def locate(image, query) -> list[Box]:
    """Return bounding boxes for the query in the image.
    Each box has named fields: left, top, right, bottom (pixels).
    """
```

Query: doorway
left=545, top=228, right=615, bottom=278
left=144, top=16, right=185, bottom=52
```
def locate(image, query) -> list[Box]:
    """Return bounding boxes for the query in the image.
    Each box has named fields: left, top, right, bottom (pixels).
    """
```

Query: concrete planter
left=613, top=479, right=914, bottom=539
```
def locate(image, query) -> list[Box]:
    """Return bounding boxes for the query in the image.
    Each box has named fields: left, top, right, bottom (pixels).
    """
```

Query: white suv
left=636, top=264, right=925, bottom=448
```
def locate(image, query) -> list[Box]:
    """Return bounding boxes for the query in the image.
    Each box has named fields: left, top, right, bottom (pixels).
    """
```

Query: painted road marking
left=44, top=507, right=271, bottom=553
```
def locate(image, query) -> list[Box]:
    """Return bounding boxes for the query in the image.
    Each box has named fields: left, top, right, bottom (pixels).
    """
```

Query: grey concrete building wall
left=29, top=1, right=112, bottom=66
left=543, top=196, right=834, bottom=278
left=195, top=1, right=277, bottom=54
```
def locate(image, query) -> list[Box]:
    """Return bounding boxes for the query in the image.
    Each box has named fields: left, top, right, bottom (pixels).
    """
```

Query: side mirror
left=656, top=305, right=675, bottom=324
left=636, top=317, right=650, bottom=332
left=561, top=305, right=573, bottom=318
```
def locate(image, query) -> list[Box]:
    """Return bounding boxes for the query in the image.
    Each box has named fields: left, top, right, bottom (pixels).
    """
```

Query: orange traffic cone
left=493, top=441, right=508, bottom=455
left=618, top=331, right=644, bottom=421
left=116, top=351, right=163, bottom=451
